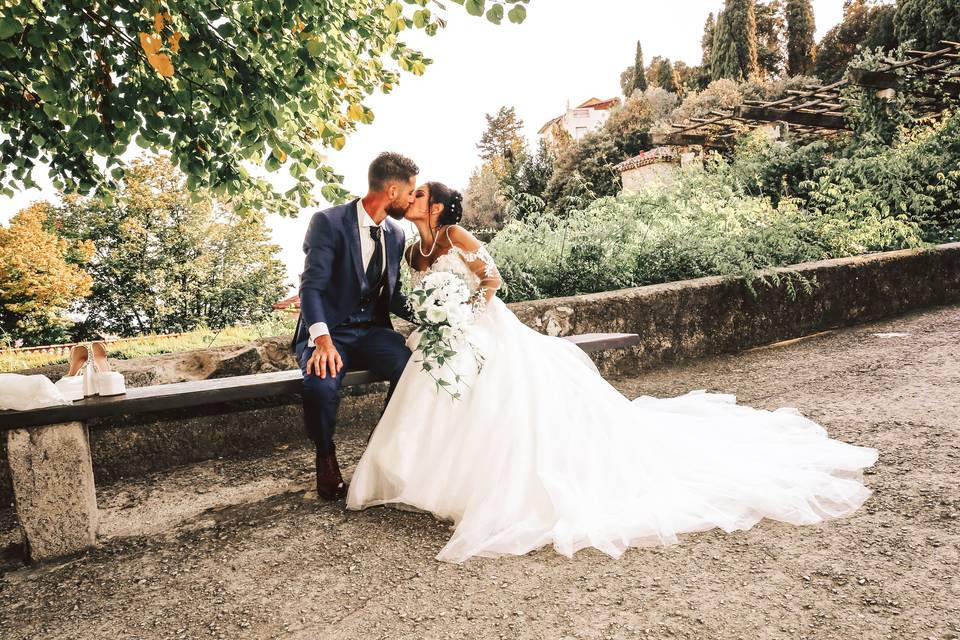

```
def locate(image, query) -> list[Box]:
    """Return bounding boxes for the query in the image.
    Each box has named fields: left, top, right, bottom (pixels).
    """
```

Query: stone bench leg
left=6, top=422, right=99, bottom=562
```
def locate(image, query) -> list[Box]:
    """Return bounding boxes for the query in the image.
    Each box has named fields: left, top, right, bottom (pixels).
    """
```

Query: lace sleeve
left=447, top=228, right=502, bottom=310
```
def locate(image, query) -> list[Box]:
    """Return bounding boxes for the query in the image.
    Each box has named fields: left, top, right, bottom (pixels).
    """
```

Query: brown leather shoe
left=315, top=449, right=348, bottom=501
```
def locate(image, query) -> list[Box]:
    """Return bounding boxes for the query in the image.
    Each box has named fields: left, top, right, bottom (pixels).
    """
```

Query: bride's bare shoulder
left=446, top=225, right=482, bottom=251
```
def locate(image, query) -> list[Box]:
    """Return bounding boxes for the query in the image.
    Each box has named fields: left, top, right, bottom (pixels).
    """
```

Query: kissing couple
left=291, top=152, right=877, bottom=564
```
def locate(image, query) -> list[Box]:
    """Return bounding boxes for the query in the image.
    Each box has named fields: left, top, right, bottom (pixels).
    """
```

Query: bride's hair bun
left=428, top=182, right=464, bottom=226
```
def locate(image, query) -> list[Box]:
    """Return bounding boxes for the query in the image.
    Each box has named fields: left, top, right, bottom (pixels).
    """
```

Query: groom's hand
left=307, top=336, right=343, bottom=379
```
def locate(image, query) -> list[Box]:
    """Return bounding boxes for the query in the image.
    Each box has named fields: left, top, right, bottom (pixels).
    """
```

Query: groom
left=292, top=152, right=418, bottom=500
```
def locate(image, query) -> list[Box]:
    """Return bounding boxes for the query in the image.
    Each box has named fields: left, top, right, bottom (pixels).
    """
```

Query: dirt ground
left=1, top=304, right=959, bottom=640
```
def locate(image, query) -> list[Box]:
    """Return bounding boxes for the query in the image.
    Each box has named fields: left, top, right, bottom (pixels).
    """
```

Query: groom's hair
left=368, top=152, right=419, bottom=192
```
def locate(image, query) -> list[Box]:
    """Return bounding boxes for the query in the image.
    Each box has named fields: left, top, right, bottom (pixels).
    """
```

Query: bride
left=346, top=181, right=877, bottom=563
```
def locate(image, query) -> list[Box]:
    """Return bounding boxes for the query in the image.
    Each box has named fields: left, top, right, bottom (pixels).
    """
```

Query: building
left=272, top=294, right=300, bottom=315
left=614, top=147, right=687, bottom=192
left=537, top=97, right=620, bottom=144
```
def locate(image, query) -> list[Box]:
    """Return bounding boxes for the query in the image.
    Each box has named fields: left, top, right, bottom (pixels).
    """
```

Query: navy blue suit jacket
left=292, top=199, right=411, bottom=350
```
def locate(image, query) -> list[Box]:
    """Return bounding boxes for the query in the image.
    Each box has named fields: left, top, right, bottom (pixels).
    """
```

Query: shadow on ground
left=1, top=306, right=958, bottom=639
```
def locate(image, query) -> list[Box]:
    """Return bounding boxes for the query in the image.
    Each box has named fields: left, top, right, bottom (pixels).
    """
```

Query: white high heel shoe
left=53, top=344, right=89, bottom=402
left=89, top=341, right=126, bottom=396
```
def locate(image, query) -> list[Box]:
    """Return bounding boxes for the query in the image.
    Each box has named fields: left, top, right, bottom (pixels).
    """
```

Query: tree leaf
left=413, top=9, right=431, bottom=28
left=507, top=4, right=527, bottom=23
left=0, top=17, right=21, bottom=39
left=384, top=3, right=403, bottom=19
left=465, top=0, right=484, bottom=17
left=346, top=103, right=364, bottom=121
left=1, top=0, right=520, bottom=218
left=148, top=53, right=174, bottom=77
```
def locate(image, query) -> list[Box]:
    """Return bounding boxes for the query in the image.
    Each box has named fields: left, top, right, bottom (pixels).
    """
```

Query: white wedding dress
left=346, top=244, right=877, bottom=563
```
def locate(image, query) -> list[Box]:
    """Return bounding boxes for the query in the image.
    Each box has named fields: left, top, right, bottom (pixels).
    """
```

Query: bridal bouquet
left=408, top=271, right=484, bottom=399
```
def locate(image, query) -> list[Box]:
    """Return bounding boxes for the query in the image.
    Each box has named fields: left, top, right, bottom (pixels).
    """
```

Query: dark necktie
left=366, top=226, right=383, bottom=295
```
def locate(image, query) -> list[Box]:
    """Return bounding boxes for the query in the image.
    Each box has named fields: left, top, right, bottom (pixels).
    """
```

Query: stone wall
left=3, top=242, right=959, bottom=506
left=620, top=161, right=680, bottom=191
left=511, top=242, right=960, bottom=376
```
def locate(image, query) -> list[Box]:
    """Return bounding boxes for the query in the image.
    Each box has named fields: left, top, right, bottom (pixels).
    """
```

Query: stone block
left=6, top=421, right=98, bottom=562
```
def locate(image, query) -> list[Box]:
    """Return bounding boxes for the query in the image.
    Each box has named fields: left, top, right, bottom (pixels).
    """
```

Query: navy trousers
left=297, top=325, right=411, bottom=455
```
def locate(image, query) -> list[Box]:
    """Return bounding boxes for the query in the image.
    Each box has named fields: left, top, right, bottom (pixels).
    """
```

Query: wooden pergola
left=651, top=40, right=960, bottom=149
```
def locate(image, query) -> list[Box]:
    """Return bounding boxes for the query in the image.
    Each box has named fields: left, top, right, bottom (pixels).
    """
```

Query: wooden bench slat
left=0, top=332, right=638, bottom=431
left=564, top=332, right=641, bottom=351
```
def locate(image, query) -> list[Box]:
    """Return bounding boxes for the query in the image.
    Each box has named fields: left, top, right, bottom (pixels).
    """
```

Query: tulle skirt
left=346, top=298, right=877, bottom=563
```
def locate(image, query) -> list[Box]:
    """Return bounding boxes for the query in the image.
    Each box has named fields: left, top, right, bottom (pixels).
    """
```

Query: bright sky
left=0, top=1, right=845, bottom=292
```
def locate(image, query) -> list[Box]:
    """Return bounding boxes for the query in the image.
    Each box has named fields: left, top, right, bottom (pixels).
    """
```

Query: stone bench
left=0, top=332, right=639, bottom=563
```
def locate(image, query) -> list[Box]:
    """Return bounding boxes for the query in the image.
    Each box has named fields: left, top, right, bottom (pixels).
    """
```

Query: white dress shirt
left=308, top=200, right=387, bottom=345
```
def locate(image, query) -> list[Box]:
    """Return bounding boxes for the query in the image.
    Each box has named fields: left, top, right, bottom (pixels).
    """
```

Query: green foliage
left=843, top=46, right=916, bottom=146
left=727, top=131, right=836, bottom=205
left=542, top=130, right=621, bottom=211
left=712, top=0, right=759, bottom=81
left=815, top=0, right=899, bottom=83
left=0, top=313, right=297, bottom=373
left=51, top=156, right=289, bottom=337
left=0, top=0, right=529, bottom=216
left=893, top=0, right=960, bottom=52
left=462, top=162, right=507, bottom=229
left=843, top=45, right=958, bottom=146
left=670, top=78, right=744, bottom=125
left=632, top=41, right=648, bottom=94
left=729, top=110, right=960, bottom=244
left=541, top=87, right=686, bottom=214
left=490, top=151, right=929, bottom=303
left=785, top=0, right=816, bottom=75
left=464, top=104, right=529, bottom=229
left=0, top=203, right=93, bottom=346
left=646, top=56, right=681, bottom=93
left=491, top=161, right=816, bottom=302
left=710, top=10, right=731, bottom=80
left=620, top=65, right=637, bottom=97
left=755, top=0, right=786, bottom=78
left=701, top=13, right=717, bottom=67
left=477, top=106, right=525, bottom=162
left=800, top=114, right=960, bottom=244
left=602, top=94, right=655, bottom=157
left=500, top=139, right=553, bottom=221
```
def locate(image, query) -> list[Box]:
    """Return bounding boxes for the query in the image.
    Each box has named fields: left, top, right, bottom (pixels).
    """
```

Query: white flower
left=445, top=304, right=469, bottom=326
left=408, top=270, right=484, bottom=400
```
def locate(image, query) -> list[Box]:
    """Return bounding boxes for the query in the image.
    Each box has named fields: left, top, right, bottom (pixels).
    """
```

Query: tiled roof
left=614, top=147, right=680, bottom=172
left=272, top=294, right=300, bottom=310
left=538, top=97, right=620, bottom=132
left=536, top=115, right=563, bottom=135
left=577, top=97, right=618, bottom=110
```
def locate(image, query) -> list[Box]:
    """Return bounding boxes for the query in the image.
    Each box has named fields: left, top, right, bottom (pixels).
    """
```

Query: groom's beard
left=385, top=204, right=408, bottom=220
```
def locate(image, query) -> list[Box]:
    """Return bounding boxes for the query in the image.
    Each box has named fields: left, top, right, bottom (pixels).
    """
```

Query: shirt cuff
left=307, top=322, right=329, bottom=347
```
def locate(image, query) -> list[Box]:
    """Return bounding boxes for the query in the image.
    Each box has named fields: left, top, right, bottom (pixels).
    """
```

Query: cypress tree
left=632, top=41, right=648, bottom=93
left=726, top=0, right=759, bottom=80
left=710, top=10, right=729, bottom=80
left=786, top=0, right=816, bottom=75
left=701, top=12, right=716, bottom=66
left=712, top=9, right=746, bottom=80
left=712, top=0, right=760, bottom=81
left=894, top=0, right=960, bottom=52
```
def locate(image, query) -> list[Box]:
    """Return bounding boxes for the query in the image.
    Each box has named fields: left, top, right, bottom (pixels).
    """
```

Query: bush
left=489, top=154, right=928, bottom=303
left=731, top=110, right=960, bottom=244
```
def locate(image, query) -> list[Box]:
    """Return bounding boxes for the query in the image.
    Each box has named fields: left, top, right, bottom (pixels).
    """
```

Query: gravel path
left=1, top=305, right=958, bottom=640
